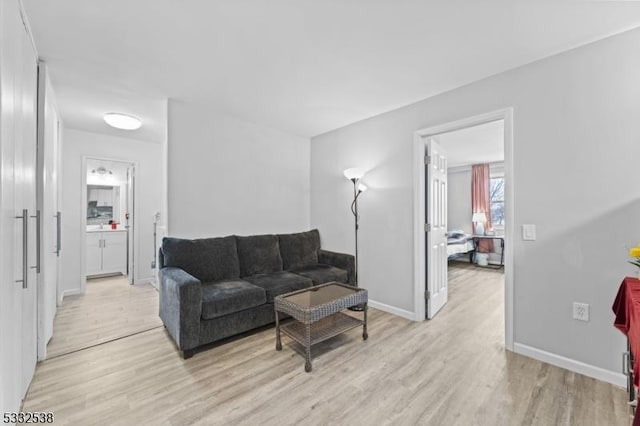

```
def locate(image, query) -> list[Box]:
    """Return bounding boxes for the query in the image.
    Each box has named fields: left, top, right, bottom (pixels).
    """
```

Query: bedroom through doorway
left=440, top=120, right=505, bottom=272
left=414, top=109, right=513, bottom=349
left=439, top=120, right=506, bottom=340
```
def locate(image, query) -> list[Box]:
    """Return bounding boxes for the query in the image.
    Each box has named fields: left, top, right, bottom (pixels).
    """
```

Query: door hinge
left=425, top=290, right=430, bottom=300
left=424, top=155, right=431, bottom=165
left=424, top=223, right=431, bottom=232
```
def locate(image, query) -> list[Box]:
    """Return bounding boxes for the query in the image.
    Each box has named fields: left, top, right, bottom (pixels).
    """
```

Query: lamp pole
left=343, top=167, right=366, bottom=305
left=351, top=178, right=359, bottom=286
left=349, top=177, right=365, bottom=311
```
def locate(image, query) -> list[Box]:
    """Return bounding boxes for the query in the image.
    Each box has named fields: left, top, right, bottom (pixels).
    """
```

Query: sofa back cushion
left=278, top=229, right=320, bottom=270
left=161, top=236, right=240, bottom=282
left=236, top=234, right=283, bottom=277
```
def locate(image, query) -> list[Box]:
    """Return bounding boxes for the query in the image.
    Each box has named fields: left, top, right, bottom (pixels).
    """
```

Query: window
left=489, top=176, right=504, bottom=227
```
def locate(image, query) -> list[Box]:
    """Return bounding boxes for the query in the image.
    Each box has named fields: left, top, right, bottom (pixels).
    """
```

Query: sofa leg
left=182, top=349, right=194, bottom=359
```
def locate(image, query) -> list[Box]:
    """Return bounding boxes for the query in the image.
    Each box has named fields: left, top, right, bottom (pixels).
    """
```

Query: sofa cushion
left=278, top=229, right=320, bottom=270
left=244, top=272, right=313, bottom=303
left=201, top=279, right=266, bottom=320
left=292, top=264, right=349, bottom=286
left=236, top=234, right=283, bottom=277
left=162, top=236, right=240, bottom=282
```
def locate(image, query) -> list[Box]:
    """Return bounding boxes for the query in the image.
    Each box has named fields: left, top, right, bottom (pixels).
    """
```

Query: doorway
left=413, top=108, right=514, bottom=351
left=83, top=158, right=135, bottom=285
left=42, top=156, right=162, bottom=358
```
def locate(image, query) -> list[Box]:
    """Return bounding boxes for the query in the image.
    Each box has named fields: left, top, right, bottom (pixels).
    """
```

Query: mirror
left=87, top=185, right=120, bottom=224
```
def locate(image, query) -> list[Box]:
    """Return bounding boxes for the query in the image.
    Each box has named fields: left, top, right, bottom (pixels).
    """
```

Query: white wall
left=167, top=100, right=310, bottom=238
left=447, top=168, right=472, bottom=234
left=60, top=128, right=163, bottom=297
left=311, top=28, right=640, bottom=380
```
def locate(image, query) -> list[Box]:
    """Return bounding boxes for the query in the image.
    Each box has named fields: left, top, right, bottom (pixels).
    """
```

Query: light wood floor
left=23, top=264, right=630, bottom=425
left=45, top=275, right=162, bottom=358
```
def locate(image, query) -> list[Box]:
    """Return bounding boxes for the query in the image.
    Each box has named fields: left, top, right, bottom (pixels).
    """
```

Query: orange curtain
left=471, top=164, right=494, bottom=252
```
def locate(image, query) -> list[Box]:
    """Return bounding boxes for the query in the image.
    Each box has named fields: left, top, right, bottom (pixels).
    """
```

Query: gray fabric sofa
left=158, top=229, right=355, bottom=358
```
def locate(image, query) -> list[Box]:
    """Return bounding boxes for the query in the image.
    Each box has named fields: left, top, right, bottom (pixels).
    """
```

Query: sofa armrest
left=159, top=267, right=203, bottom=352
left=318, top=249, right=356, bottom=285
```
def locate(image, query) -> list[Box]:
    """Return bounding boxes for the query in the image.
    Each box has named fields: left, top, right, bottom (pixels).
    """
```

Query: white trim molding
left=413, top=108, right=515, bottom=351
left=134, top=277, right=157, bottom=288
left=514, top=343, right=626, bottom=388
left=59, top=288, right=82, bottom=304
left=368, top=300, right=416, bottom=321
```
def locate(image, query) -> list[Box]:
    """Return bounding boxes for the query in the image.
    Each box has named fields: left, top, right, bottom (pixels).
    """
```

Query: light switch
left=522, top=224, right=536, bottom=241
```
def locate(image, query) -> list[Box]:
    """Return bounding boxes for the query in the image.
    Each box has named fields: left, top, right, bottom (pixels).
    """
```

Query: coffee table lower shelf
left=280, top=312, right=363, bottom=347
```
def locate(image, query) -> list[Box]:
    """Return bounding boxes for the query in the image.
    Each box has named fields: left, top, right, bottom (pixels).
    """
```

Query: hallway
left=46, top=276, right=162, bottom=358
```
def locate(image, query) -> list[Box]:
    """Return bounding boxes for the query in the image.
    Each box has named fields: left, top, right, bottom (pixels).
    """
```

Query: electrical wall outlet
left=573, top=302, right=589, bottom=322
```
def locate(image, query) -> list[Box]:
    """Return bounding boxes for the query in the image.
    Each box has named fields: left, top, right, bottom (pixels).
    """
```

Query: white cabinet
left=86, top=232, right=103, bottom=275
left=88, top=187, right=114, bottom=206
left=86, top=231, right=127, bottom=276
left=102, top=232, right=127, bottom=273
left=96, top=189, right=112, bottom=206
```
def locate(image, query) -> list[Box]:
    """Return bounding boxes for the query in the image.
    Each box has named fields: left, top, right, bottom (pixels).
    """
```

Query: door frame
left=80, top=156, right=138, bottom=293
left=413, top=108, right=514, bottom=351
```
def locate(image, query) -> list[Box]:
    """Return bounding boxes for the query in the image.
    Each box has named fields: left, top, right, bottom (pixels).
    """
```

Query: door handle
left=31, top=210, right=40, bottom=273
left=15, top=209, right=28, bottom=289
left=55, top=212, right=61, bottom=256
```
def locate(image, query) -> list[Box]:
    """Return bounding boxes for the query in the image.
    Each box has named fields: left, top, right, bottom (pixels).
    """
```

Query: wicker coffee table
left=274, top=282, right=368, bottom=372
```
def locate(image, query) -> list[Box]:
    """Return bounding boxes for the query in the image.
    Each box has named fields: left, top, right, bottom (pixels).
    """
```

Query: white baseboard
left=514, top=343, right=626, bottom=388
left=368, top=299, right=417, bottom=321
left=134, top=276, right=158, bottom=288
left=60, top=288, right=82, bottom=303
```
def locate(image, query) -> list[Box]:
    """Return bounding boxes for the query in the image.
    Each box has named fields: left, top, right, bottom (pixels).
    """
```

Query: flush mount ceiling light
left=103, top=112, right=142, bottom=130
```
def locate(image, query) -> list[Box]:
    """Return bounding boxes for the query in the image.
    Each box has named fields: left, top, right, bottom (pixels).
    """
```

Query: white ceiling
left=438, top=120, right=504, bottom=168
left=22, top=1, right=640, bottom=141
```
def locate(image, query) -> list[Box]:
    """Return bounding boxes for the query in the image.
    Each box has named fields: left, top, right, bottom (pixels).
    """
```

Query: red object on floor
left=612, top=277, right=640, bottom=425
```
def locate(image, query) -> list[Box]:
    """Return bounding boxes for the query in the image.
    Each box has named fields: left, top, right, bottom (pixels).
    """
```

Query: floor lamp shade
left=344, top=168, right=364, bottom=181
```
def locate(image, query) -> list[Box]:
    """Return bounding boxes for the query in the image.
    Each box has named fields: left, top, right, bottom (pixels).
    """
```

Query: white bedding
left=447, top=238, right=474, bottom=257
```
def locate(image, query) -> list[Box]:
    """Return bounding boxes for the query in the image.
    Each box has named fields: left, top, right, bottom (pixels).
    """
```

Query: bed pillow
left=448, top=230, right=466, bottom=238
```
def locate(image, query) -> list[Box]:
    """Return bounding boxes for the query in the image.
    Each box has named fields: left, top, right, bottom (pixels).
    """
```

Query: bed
left=447, top=231, right=475, bottom=260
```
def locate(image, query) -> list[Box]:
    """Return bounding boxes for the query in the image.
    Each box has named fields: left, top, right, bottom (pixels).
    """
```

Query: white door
left=426, top=138, right=448, bottom=319
left=126, top=165, right=134, bottom=284
left=17, top=9, right=39, bottom=395
left=36, top=64, right=61, bottom=360
left=0, top=0, right=22, bottom=413
left=0, top=0, right=38, bottom=411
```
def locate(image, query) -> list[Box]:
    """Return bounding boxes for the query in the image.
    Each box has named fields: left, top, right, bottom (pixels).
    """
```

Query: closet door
left=36, top=63, right=62, bottom=360
left=0, top=0, right=39, bottom=412
left=0, top=0, right=22, bottom=414
left=15, top=2, right=39, bottom=396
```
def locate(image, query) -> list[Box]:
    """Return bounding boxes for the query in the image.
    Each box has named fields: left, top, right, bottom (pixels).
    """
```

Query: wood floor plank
left=22, top=263, right=630, bottom=425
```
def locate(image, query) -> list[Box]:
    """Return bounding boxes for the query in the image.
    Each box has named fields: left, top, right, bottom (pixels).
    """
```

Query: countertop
left=86, top=227, right=127, bottom=233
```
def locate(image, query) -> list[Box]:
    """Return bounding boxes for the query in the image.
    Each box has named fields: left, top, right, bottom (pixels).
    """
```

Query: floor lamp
left=344, top=168, right=367, bottom=310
